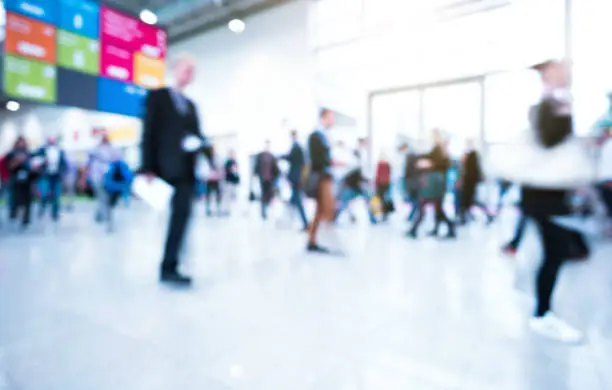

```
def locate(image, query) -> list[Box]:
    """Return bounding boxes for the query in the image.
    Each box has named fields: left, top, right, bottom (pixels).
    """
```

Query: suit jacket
left=141, top=88, right=211, bottom=183
left=254, top=151, right=279, bottom=182
left=283, top=142, right=305, bottom=185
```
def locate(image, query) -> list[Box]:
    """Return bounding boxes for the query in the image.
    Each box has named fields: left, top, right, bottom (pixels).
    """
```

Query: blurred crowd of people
left=3, top=57, right=612, bottom=347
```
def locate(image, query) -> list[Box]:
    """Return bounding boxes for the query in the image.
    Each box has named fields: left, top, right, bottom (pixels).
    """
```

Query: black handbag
left=304, top=171, right=321, bottom=199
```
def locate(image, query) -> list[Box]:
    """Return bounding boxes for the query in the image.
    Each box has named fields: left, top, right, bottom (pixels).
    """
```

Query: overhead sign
left=58, top=0, right=100, bottom=39
left=100, top=6, right=143, bottom=50
left=100, top=43, right=134, bottom=82
left=133, top=52, right=165, bottom=88
left=4, top=0, right=57, bottom=25
left=5, top=12, right=57, bottom=64
left=57, top=29, right=100, bottom=74
left=4, top=55, right=57, bottom=103
left=139, top=22, right=167, bottom=59
left=98, top=77, right=147, bottom=117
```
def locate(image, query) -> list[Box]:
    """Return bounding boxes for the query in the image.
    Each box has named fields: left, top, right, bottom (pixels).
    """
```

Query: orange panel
left=133, top=52, right=165, bottom=89
left=5, top=12, right=56, bottom=64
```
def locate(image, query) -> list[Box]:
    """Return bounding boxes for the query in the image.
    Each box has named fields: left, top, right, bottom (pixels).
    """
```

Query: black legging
left=532, top=216, right=587, bottom=317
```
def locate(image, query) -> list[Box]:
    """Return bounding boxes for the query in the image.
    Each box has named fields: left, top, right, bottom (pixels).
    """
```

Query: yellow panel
left=133, top=52, right=166, bottom=89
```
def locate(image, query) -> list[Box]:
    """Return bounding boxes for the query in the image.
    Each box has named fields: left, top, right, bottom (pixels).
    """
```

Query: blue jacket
left=104, top=160, right=134, bottom=194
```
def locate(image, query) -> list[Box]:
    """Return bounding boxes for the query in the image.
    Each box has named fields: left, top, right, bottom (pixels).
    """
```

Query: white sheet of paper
left=132, top=175, right=175, bottom=212
left=182, top=135, right=203, bottom=153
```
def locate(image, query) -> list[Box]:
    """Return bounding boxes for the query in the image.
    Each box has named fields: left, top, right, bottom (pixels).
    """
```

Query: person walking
left=141, top=55, right=213, bottom=287
left=6, top=137, right=34, bottom=229
left=375, top=154, right=392, bottom=222
left=36, top=136, right=68, bottom=222
left=254, top=140, right=280, bottom=220
left=281, top=130, right=308, bottom=230
left=88, top=133, right=120, bottom=226
left=519, top=60, right=590, bottom=343
left=306, top=108, right=341, bottom=253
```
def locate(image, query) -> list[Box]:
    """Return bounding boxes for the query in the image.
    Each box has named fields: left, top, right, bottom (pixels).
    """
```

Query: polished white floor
left=1, top=200, right=612, bottom=390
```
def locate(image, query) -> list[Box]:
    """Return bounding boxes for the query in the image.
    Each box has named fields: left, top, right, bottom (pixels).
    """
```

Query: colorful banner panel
left=98, top=77, right=147, bottom=117
left=5, top=12, right=57, bottom=64
left=133, top=52, right=165, bottom=88
left=100, top=6, right=143, bottom=50
left=57, top=29, right=100, bottom=74
left=4, top=55, right=57, bottom=103
left=58, top=0, right=100, bottom=39
left=4, top=0, right=57, bottom=25
left=139, top=22, right=167, bottom=59
left=100, top=43, right=133, bottom=82
left=2, top=1, right=166, bottom=117
left=57, top=68, right=98, bottom=110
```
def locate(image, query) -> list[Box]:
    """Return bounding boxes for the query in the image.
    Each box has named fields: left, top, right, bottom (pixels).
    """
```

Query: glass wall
left=369, top=70, right=542, bottom=162
left=422, top=82, right=482, bottom=157
left=483, top=70, right=542, bottom=143
left=370, top=90, right=420, bottom=162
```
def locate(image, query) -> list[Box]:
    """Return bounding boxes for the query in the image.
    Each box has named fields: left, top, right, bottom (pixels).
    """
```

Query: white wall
left=169, top=0, right=319, bottom=156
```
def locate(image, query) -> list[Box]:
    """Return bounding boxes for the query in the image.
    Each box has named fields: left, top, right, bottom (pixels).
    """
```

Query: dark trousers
left=10, top=182, right=32, bottom=226
left=39, top=175, right=62, bottom=221
left=410, top=197, right=455, bottom=235
left=161, top=181, right=194, bottom=274
left=260, top=179, right=274, bottom=220
left=290, top=181, right=308, bottom=229
left=532, top=217, right=586, bottom=317
left=205, top=180, right=221, bottom=215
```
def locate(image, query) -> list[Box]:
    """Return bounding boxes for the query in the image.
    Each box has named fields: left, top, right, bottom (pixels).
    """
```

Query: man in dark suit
left=282, top=130, right=308, bottom=230
left=141, top=55, right=212, bottom=286
left=254, top=140, right=280, bottom=220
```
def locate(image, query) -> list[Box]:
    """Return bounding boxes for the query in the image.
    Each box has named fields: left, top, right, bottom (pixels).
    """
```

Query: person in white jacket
left=516, top=60, right=590, bottom=344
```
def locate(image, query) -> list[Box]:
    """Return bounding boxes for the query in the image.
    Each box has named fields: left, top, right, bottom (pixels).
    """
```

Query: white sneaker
left=529, top=312, right=584, bottom=344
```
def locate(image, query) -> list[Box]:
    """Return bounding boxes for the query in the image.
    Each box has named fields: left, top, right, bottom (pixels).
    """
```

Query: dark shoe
left=307, top=243, right=330, bottom=253
left=160, top=272, right=193, bottom=286
left=406, top=230, right=417, bottom=239
left=445, top=230, right=457, bottom=239
left=427, top=230, right=438, bottom=237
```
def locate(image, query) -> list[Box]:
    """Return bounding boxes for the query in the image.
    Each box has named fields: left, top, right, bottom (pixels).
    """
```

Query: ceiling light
left=6, top=101, right=20, bottom=112
left=228, top=19, right=245, bottom=34
left=140, top=9, right=157, bottom=25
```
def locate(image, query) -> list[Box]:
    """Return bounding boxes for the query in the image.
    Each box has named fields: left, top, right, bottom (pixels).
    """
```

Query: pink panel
left=139, top=22, right=167, bottom=59
left=100, top=42, right=134, bottom=82
left=100, top=6, right=142, bottom=50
